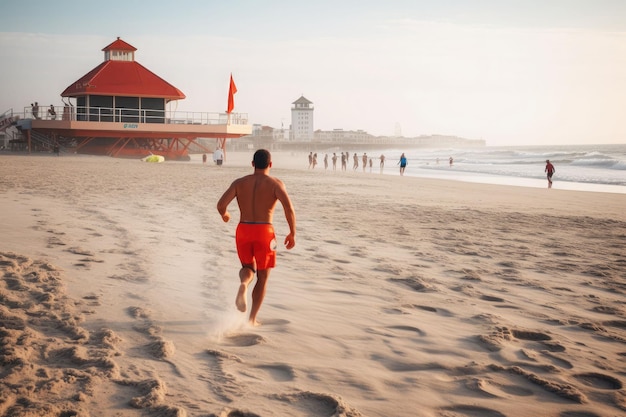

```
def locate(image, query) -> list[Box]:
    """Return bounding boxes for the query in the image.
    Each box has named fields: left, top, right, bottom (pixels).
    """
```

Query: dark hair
left=253, top=149, right=271, bottom=169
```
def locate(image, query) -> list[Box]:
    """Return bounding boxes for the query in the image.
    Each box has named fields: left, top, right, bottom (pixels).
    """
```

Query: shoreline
left=198, top=150, right=626, bottom=195
left=2, top=149, right=625, bottom=194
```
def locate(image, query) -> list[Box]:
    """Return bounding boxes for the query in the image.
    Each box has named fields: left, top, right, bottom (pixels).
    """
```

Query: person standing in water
left=217, top=149, right=296, bottom=326
left=545, top=159, right=555, bottom=188
left=398, top=153, right=407, bottom=176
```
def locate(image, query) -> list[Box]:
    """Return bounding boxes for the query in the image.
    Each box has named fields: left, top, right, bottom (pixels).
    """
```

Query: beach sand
left=1, top=152, right=625, bottom=417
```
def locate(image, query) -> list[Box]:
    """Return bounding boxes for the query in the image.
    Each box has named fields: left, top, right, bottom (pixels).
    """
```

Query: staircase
left=30, top=130, right=58, bottom=151
left=7, top=117, right=62, bottom=153
left=0, top=109, right=19, bottom=133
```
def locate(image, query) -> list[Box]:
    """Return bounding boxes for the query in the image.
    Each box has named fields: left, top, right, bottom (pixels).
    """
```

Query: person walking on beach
left=545, top=159, right=555, bottom=188
left=213, top=147, right=224, bottom=166
left=379, top=154, right=385, bottom=173
left=341, top=153, right=347, bottom=171
left=216, top=149, right=296, bottom=326
left=308, top=152, right=313, bottom=169
left=332, top=153, right=338, bottom=170
left=398, top=153, right=407, bottom=176
left=362, top=153, right=368, bottom=172
left=324, top=153, right=329, bottom=170
left=353, top=153, right=359, bottom=171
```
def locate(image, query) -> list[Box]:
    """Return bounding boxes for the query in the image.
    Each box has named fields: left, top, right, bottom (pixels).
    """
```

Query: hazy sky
left=1, top=0, right=625, bottom=146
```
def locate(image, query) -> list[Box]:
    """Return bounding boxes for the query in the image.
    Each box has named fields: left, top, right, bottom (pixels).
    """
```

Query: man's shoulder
left=232, top=174, right=254, bottom=185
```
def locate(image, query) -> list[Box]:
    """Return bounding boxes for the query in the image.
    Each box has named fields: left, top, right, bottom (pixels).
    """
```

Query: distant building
left=252, top=124, right=289, bottom=142
left=290, top=96, right=314, bottom=141
left=234, top=94, right=485, bottom=150
left=314, top=129, right=374, bottom=143
left=252, top=124, right=289, bottom=141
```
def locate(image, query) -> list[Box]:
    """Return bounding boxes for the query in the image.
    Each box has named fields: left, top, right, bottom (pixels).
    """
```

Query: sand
left=0, top=151, right=625, bottom=417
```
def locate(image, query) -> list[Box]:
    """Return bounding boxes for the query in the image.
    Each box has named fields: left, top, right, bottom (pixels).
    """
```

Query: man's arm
left=275, top=181, right=296, bottom=249
left=217, top=182, right=237, bottom=222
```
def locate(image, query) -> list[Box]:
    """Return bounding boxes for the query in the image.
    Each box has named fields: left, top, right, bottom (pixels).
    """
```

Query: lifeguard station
left=1, top=37, right=250, bottom=160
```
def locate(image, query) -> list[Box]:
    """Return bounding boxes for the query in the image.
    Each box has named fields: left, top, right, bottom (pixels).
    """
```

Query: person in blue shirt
left=398, top=153, right=407, bottom=176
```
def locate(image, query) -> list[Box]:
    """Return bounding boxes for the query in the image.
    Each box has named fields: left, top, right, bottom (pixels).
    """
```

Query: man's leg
left=236, top=265, right=255, bottom=312
left=249, top=269, right=270, bottom=326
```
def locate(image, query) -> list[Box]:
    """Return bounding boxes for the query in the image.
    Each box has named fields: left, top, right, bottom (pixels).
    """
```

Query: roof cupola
left=102, top=37, right=137, bottom=62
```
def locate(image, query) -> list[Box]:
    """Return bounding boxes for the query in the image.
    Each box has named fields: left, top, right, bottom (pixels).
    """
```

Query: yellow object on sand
left=142, top=155, right=165, bottom=163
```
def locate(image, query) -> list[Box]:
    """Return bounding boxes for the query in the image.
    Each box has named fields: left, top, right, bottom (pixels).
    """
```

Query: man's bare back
left=230, top=174, right=282, bottom=224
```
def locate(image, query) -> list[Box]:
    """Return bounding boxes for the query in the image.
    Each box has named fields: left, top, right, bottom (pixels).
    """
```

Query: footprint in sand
left=481, top=294, right=506, bottom=303
left=408, top=304, right=455, bottom=316
left=573, top=372, right=623, bottom=390
left=603, top=320, right=626, bottom=329
left=440, top=404, right=507, bottom=417
left=592, top=306, right=622, bottom=315
left=560, top=411, right=604, bottom=417
left=413, top=304, right=437, bottom=313
left=223, top=333, right=266, bottom=347
left=271, top=391, right=361, bottom=416
left=387, top=325, right=426, bottom=337
left=478, top=327, right=560, bottom=352
left=466, top=377, right=533, bottom=399
left=510, top=329, right=552, bottom=341
left=256, top=364, right=296, bottom=382
left=127, top=306, right=151, bottom=319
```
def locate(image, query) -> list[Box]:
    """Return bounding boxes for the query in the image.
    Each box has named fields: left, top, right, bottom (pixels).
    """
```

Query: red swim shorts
left=235, top=223, right=277, bottom=270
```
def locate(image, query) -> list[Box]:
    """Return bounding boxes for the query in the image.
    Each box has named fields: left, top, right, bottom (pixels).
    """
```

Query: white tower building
left=290, top=96, right=314, bottom=141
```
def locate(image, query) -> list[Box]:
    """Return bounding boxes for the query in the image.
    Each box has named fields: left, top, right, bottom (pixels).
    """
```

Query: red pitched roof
left=61, top=60, right=185, bottom=100
left=61, top=38, right=185, bottom=100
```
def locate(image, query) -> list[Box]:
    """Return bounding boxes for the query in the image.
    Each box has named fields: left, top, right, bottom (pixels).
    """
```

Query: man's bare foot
left=249, top=318, right=261, bottom=327
left=235, top=284, right=247, bottom=312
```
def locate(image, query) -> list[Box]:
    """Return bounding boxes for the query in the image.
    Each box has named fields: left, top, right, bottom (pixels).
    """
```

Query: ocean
left=375, top=144, right=626, bottom=194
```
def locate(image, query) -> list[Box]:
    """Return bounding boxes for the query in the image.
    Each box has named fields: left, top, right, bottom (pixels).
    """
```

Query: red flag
left=227, top=74, right=237, bottom=114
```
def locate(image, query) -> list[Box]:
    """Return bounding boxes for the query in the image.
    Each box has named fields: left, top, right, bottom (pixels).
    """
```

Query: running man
left=217, top=149, right=297, bottom=325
